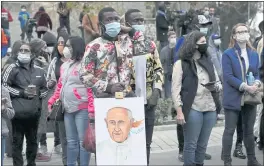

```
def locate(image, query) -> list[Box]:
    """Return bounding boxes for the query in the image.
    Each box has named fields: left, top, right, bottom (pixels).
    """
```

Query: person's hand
left=47, top=80, right=56, bottom=89
left=95, top=32, right=100, bottom=37
left=23, top=89, right=35, bottom=99
left=48, top=104, right=52, bottom=112
left=1, top=98, right=7, bottom=111
left=176, top=110, right=186, bottom=125
left=245, top=85, right=258, bottom=95
left=121, top=25, right=132, bottom=33
left=147, top=89, right=161, bottom=107
left=110, top=83, right=125, bottom=94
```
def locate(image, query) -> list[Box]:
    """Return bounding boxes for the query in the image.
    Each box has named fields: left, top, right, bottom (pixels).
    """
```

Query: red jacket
left=1, top=8, right=13, bottom=22
left=33, top=11, right=52, bottom=30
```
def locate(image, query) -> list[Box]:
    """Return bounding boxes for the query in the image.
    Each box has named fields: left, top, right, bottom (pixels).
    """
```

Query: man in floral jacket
left=80, top=7, right=136, bottom=97
left=124, top=9, right=164, bottom=165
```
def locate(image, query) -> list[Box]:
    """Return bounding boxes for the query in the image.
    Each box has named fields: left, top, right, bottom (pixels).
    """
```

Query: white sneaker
left=40, top=145, right=48, bottom=154
left=54, top=144, right=62, bottom=154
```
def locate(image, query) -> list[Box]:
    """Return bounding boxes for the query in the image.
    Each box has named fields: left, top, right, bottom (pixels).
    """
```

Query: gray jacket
left=160, top=45, right=174, bottom=76
left=1, top=85, right=15, bottom=137
left=207, top=35, right=223, bottom=83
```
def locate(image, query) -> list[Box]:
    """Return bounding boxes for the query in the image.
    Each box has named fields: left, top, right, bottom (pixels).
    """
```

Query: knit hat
left=42, top=31, right=57, bottom=47
left=29, top=38, right=46, bottom=54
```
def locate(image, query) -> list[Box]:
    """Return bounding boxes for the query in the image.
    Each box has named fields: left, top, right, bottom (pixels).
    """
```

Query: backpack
left=1, top=28, right=8, bottom=46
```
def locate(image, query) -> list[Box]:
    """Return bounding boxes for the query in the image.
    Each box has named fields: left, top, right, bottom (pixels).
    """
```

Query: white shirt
left=241, top=48, right=249, bottom=72
left=96, top=135, right=147, bottom=165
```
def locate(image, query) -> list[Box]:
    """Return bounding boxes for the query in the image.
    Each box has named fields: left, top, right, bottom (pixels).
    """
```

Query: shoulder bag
left=235, top=49, right=263, bottom=106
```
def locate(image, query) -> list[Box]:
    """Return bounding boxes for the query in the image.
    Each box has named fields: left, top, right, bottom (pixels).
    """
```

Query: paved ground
left=4, top=126, right=263, bottom=166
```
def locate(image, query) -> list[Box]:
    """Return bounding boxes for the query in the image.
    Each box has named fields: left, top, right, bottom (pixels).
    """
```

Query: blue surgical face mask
left=200, top=27, right=208, bottom=35
left=132, top=24, right=145, bottom=32
left=105, top=22, right=121, bottom=38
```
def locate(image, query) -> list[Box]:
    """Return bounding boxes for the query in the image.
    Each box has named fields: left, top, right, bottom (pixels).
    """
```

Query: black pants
left=177, top=124, right=184, bottom=152
left=40, top=122, right=60, bottom=147
left=222, top=105, right=257, bottom=162
left=59, top=17, right=70, bottom=35
left=145, top=105, right=155, bottom=165
left=12, top=116, right=40, bottom=166
left=37, top=31, right=46, bottom=38
left=20, top=27, right=26, bottom=41
left=236, top=111, right=243, bottom=145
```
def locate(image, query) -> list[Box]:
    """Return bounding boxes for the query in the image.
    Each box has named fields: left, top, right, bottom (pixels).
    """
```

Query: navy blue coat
left=222, top=43, right=260, bottom=111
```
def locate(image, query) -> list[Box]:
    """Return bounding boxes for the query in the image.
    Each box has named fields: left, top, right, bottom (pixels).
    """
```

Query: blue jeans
left=183, top=109, right=217, bottom=165
left=2, top=136, right=6, bottom=166
left=64, top=110, right=90, bottom=166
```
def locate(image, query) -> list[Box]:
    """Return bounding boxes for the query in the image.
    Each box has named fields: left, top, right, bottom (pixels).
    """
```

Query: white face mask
left=21, top=8, right=26, bottom=12
left=169, top=38, right=176, bottom=48
left=204, top=11, right=209, bottom=16
left=47, top=47, right=54, bottom=54
left=63, top=47, right=72, bottom=59
left=17, top=53, right=31, bottom=64
left=214, top=39, right=221, bottom=46
left=234, top=33, right=250, bottom=43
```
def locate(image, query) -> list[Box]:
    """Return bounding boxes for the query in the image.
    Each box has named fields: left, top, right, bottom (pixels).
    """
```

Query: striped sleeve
left=2, top=64, right=22, bottom=97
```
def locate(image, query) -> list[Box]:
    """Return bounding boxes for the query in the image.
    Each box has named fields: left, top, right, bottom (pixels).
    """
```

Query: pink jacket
left=48, top=60, right=95, bottom=113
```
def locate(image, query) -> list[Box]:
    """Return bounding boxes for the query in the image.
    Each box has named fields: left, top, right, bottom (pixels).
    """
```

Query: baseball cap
left=198, top=15, right=212, bottom=25
left=211, top=34, right=221, bottom=40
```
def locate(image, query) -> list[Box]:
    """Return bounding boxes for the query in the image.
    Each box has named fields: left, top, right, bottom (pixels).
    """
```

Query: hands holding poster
left=94, top=97, right=147, bottom=165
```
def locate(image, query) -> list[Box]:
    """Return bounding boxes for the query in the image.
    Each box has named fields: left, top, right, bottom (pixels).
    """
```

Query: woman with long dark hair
left=172, top=31, right=222, bottom=166
left=48, top=36, right=91, bottom=166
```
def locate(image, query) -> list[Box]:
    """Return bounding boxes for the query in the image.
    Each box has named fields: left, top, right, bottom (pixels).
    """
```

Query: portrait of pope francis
left=96, top=106, right=147, bottom=165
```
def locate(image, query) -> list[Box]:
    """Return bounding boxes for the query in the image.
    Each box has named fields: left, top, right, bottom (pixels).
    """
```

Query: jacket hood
left=57, top=27, right=69, bottom=45
left=42, top=31, right=57, bottom=47
left=29, top=38, right=46, bottom=54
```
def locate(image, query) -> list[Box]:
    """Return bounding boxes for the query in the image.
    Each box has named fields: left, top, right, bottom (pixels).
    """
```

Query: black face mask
left=197, top=43, right=208, bottom=54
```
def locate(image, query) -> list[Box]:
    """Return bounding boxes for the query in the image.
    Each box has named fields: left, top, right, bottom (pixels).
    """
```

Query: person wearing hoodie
left=33, top=6, right=52, bottom=38
left=2, top=43, right=48, bottom=166
left=38, top=30, right=63, bottom=157
left=46, top=28, right=70, bottom=165
left=29, top=38, right=52, bottom=161
left=1, top=85, right=15, bottom=164
left=48, top=36, right=90, bottom=166
left=156, top=2, right=170, bottom=53
left=42, top=30, right=57, bottom=61
left=18, top=5, right=30, bottom=41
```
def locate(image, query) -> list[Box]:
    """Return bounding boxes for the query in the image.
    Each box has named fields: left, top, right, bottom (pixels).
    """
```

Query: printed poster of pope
left=94, top=97, right=147, bottom=165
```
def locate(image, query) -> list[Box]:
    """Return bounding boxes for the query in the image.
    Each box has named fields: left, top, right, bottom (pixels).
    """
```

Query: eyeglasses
left=235, top=30, right=249, bottom=35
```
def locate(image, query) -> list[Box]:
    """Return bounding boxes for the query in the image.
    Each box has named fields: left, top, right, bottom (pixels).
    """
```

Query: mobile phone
left=201, top=81, right=216, bottom=87
left=27, top=85, right=37, bottom=95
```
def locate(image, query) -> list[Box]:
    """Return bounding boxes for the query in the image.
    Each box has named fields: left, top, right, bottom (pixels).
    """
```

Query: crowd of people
left=1, top=1, right=264, bottom=166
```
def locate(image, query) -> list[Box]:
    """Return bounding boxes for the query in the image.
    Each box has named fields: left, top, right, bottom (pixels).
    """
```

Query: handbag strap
left=234, top=49, right=245, bottom=82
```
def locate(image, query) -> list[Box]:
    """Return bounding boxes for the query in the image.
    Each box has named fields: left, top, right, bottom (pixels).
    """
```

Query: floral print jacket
left=130, top=31, right=163, bottom=98
left=79, top=30, right=163, bottom=98
left=79, top=34, right=134, bottom=95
